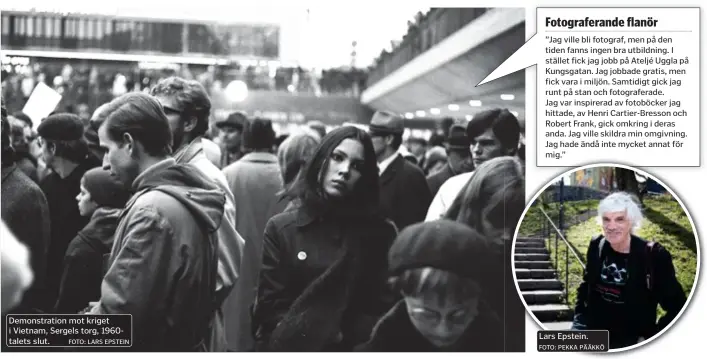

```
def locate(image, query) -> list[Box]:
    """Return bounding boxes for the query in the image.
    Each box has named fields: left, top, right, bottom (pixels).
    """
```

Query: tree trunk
left=614, top=168, right=643, bottom=205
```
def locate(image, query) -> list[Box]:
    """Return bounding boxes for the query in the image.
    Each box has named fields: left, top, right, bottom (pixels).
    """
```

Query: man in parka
left=90, top=92, right=227, bottom=351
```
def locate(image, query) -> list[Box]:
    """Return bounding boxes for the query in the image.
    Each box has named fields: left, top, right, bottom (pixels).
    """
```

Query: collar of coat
left=173, top=137, right=205, bottom=165
left=379, top=154, right=405, bottom=185
left=295, top=204, right=319, bottom=227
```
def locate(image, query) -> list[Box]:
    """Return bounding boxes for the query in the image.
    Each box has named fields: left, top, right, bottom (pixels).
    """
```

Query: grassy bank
left=518, top=199, right=600, bottom=236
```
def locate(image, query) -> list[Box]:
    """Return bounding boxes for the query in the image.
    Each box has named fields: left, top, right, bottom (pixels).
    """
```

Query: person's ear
left=184, top=116, right=197, bottom=133
left=122, top=133, right=135, bottom=155
left=385, top=135, right=395, bottom=146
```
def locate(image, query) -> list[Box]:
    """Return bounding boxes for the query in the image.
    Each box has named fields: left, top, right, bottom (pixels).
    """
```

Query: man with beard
left=368, top=111, right=432, bottom=231
left=91, top=92, right=227, bottom=351
left=425, top=109, right=520, bottom=221
left=214, top=111, right=248, bottom=167
left=151, top=77, right=244, bottom=350
left=36, top=113, right=93, bottom=310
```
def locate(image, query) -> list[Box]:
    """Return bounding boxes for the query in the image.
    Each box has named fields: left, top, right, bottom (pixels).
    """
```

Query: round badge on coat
left=297, top=251, right=307, bottom=260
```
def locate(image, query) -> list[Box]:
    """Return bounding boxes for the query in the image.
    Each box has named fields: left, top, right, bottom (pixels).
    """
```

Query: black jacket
left=426, top=162, right=455, bottom=198
left=379, top=154, right=432, bottom=231
left=40, top=161, right=93, bottom=309
left=54, top=207, right=121, bottom=314
left=356, top=300, right=505, bottom=352
left=252, top=207, right=398, bottom=351
left=572, top=235, right=686, bottom=347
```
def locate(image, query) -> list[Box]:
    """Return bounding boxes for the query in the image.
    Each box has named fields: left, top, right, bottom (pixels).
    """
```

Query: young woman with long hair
left=252, top=126, right=398, bottom=351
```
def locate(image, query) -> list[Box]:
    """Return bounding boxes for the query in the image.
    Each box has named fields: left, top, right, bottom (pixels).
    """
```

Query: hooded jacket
left=54, top=207, right=121, bottom=314
left=174, top=137, right=245, bottom=350
left=90, top=158, right=226, bottom=351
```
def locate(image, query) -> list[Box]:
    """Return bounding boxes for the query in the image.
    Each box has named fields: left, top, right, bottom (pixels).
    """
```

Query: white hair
left=596, top=192, right=643, bottom=232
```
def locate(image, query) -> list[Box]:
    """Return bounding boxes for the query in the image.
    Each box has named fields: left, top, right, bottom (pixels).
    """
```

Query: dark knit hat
left=38, top=113, right=84, bottom=141
left=82, top=167, right=131, bottom=209
left=243, top=118, right=276, bottom=150
left=388, top=219, right=503, bottom=280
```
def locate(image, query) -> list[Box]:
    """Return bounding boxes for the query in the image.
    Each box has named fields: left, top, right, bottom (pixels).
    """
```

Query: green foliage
left=518, top=199, right=600, bottom=236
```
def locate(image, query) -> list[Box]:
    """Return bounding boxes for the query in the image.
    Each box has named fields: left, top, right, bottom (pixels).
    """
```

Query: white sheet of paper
left=22, top=82, right=62, bottom=130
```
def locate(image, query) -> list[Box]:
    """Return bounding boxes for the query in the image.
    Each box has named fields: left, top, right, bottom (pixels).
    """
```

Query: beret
left=38, top=113, right=84, bottom=141
left=82, top=167, right=131, bottom=209
left=388, top=219, right=503, bottom=280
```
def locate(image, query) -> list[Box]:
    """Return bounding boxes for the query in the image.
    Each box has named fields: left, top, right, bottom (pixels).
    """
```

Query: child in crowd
left=54, top=167, right=131, bottom=313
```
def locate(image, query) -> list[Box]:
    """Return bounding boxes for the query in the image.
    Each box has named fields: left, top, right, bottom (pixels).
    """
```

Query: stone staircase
left=515, top=236, right=573, bottom=329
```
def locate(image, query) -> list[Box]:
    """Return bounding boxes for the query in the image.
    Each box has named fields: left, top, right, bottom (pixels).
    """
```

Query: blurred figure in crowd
left=2, top=106, right=51, bottom=313
left=12, top=111, right=44, bottom=180
left=407, top=137, right=427, bottom=167
left=91, top=92, right=226, bottom=351
left=444, top=156, right=526, bottom=352
left=1, top=221, right=34, bottom=315
left=223, top=118, right=286, bottom=351
left=426, top=109, right=520, bottom=221
left=253, top=126, right=397, bottom=351
left=426, top=125, right=473, bottom=198
left=151, top=77, right=244, bottom=350
left=276, top=128, right=321, bottom=209
left=423, top=146, right=447, bottom=176
left=356, top=220, right=505, bottom=352
left=571, top=192, right=686, bottom=349
left=76, top=103, right=91, bottom=126
left=436, top=117, right=455, bottom=140
left=428, top=133, right=445, bottom=149
left=214, top=111, right=248, bottom=167
left=368, top=111, right=432, bottom=231
left=54, top=167, right=131, bottom=314
left=37, top=113, right=93, bottom=310
left=84, top=102, right=110, bottom=165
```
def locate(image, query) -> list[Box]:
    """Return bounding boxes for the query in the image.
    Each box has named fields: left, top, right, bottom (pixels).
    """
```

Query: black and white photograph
left=2, top=3, right=526, bottom=352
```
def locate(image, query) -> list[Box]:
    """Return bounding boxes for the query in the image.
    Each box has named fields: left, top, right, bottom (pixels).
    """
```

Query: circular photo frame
left=512, top=163, right=700, bottom=352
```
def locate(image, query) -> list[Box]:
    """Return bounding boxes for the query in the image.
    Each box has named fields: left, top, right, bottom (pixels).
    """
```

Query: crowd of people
left=1, top=76, right=526, bottom=352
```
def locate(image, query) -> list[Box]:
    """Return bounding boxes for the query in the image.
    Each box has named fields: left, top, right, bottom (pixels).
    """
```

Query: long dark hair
left=285, top=126, right=380, bottom=219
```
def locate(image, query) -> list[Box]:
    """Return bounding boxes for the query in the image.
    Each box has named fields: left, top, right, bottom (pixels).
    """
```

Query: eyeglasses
left=162, top=105, right=185, bottom=115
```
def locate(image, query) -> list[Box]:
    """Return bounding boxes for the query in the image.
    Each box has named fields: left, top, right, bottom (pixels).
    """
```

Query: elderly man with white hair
left=570, top=192, right=686, bottom=349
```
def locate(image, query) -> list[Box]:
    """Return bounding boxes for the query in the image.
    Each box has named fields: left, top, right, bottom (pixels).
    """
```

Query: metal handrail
left=538, top=207, right=586, bottom=270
